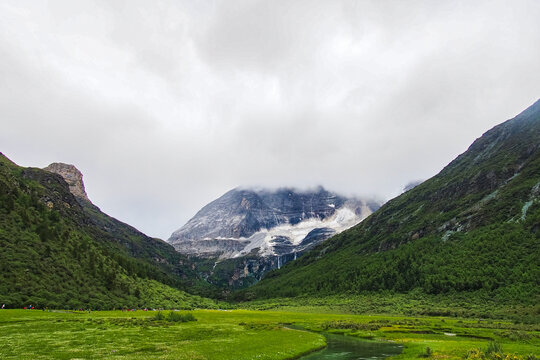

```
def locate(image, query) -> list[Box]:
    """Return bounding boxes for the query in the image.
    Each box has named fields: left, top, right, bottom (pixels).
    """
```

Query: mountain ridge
left=168, top=186, right=381, bottom=290
left=0, top=154, right=218, bottom=308
left=240, top=99, right=540, bottom=302
left=168, top=186, right=380, bottom=259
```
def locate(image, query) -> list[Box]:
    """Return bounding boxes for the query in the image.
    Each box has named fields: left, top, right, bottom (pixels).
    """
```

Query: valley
left=0, top=308, right=538, bottom=359
left=1, top=1, right=538, bottom=359
left=0, top=100, right=538, bottom=359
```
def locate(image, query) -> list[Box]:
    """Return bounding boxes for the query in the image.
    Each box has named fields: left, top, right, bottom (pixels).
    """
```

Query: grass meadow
left=0, top=309, right=538, bottom=359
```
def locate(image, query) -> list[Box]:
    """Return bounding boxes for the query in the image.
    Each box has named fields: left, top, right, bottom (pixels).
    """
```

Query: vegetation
left=0, top=309, right=537, bottom=359
left=240, top=107, right=540, bottom=305
left=0, top=103, right=538, bottom=359
left=195, top=255, right=263, bottom=290
left=418, top=347, right=432, bottom=358
left=0, top=310, right=326, bottom=359
left=0, top=153, right=219, bottom=309
left=153, top=310, right=197, bottom=322
left=238, top=293, right=539, bottom=324
left=463, top=341, right=538, bottom=360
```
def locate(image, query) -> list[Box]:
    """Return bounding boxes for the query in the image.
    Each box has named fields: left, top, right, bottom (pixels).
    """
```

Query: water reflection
left=300, top=332, right=402, bottom=360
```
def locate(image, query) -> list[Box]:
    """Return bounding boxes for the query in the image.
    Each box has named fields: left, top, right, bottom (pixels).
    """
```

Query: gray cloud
left=1, top=0, right=539, bottom=239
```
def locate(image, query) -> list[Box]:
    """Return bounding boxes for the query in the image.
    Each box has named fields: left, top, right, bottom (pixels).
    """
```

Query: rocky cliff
left=43, top=162, right=90, bottom=202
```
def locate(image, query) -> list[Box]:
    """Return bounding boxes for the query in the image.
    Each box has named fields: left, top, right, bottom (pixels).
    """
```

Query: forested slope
left=244, top=100, right=540, bottom=304
left=0, top=154, right=216, bottom=309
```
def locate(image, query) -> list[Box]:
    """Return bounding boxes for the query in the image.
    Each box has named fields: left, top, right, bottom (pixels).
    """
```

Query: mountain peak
left=168, top=186, right=380, bottom=258
left=44, top=162, right=89, bottom=202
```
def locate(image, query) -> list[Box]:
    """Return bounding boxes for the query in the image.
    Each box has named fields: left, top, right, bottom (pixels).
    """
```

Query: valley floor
left=0, top=308, right=538, bottom=359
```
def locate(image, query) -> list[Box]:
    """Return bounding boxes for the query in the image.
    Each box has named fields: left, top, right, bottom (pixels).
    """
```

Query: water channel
left=299, top=332, right=403, bottom=360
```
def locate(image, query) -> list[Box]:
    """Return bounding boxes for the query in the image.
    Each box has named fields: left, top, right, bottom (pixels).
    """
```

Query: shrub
left=153, top=311, right=165, bottom=321
left=419, top=347, right=432, bottom=358
left=485, top=342, right=503, bottom=355
left=180, top=313, right=196, bottom=322
left=463, top=346, right=534, bottom=360
left=166, top=311, right=196, bottom=323
left=167, top=311, right=184, bottom=322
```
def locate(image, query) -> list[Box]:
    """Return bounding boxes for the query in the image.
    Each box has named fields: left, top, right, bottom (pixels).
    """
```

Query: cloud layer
left=1, top=0, right=539, bottom=239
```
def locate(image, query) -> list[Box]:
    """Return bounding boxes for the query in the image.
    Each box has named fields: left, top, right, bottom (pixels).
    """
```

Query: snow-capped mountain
left=168, top=187, right=381, bottom=260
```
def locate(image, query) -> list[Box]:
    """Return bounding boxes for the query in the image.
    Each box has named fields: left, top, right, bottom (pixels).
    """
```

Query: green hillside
left=242, top=100, right=540, bottom=305
left=0, top=154, right=217, bottom=309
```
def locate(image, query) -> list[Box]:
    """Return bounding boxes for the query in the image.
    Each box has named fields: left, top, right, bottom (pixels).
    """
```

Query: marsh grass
left=0, top=309, right=538, bottom=359
left=166, top=311, right=196, bottom=322
left=0, top=310, right=325, bottom=359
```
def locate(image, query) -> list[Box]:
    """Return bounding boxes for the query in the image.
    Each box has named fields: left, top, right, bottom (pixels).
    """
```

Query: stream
left=299, top=332, right=403, bottom=360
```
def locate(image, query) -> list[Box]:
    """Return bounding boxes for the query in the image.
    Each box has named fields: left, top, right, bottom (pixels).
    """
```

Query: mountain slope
left=243, top=100, right=540, bottom=303
left=169, top=187, right=379, bottom=258
left=0, top=155, right=216, bottom=309
left=168, top=187, right=380, bottom=290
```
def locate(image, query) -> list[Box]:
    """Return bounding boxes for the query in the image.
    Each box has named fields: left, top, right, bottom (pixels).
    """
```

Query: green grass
left=0, top=309, right=538, bottom=359
left=0, top=309, right=325, bottom=359
left=237, top=293, right=540, bottom=324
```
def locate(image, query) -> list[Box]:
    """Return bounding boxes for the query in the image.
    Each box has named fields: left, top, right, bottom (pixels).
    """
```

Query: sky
left=1, top=0, right=539, bottom=240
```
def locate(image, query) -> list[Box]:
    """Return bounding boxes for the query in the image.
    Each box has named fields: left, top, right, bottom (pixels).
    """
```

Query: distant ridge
left=168, top=186, right=380, bottom=259
left=167, top=186, right=381, bottom=289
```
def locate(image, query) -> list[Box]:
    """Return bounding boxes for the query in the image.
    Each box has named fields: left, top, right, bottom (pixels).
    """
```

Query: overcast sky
left=1, top=0, right=539, bottom=240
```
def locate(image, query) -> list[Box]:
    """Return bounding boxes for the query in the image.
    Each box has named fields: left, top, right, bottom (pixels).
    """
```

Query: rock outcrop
left=43, top=162, right=90, bottom=202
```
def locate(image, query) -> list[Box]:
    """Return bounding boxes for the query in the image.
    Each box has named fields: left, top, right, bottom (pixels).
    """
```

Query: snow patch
left=236, top=205, right=372, bottom=257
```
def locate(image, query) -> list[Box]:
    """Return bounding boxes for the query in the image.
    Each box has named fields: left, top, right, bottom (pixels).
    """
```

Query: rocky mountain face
left=169, top=187, right=380, bottom=259
left=168, top=187, right=381, bottom=288
left=241, top=99, right=540, bottom=301
left=43, top=163, right=89, bottom=202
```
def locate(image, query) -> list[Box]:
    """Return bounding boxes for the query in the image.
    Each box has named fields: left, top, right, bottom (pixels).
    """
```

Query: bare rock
left=43, top=162, right=90, bottom=202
